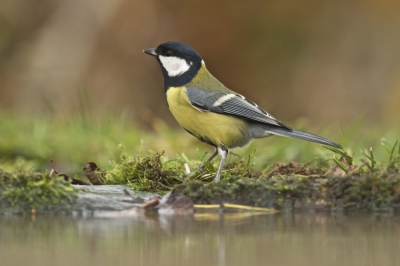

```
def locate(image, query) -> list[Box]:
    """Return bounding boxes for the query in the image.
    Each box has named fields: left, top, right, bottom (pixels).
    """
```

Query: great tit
left=143, top=41, right=342, bottom=182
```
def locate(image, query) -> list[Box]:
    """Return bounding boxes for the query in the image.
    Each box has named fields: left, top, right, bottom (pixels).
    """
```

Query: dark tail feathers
left=266, top=128, right=342, bottom=149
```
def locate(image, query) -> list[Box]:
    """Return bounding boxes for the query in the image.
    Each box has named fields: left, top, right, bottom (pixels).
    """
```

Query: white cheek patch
left=212, top=94, right=235, bottom=107
left=159, top=56, right=191, bottom=77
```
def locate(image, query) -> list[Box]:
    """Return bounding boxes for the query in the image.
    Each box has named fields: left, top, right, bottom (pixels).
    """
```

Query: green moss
left=176, top=173, right=320, bottom=208
left=326, top=168, right=400, bottom=211
left=174, top=163, right=400, bottom=211
left=0, top=170, right=78, bottom=213
left=100, top=147, right=262, bottom=192
left=102, top=146, right=186, bottom=192
left=101, top=144, right=400, bottom=211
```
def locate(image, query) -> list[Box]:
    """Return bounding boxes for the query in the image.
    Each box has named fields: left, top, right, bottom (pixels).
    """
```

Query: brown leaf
left=141, top=198, right=160, bottom=209
left=325, top=157, right=358, bottom=176
left=50, top=159, right=89, bottom=185
left=393, top=181, right=400, bottom=196
left=82, top=162, right=103, bottom=185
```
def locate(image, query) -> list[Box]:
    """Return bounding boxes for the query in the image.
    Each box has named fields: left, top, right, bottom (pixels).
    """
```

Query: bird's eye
left=165, top=50, right=172, bottom=56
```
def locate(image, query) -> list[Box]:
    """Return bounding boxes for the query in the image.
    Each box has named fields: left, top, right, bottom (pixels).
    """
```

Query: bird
left=143, top=41, right=342, bottom=182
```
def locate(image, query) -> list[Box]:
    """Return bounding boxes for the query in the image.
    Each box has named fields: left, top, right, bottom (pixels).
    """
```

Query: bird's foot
left=213, top=176, right=220, bottom=182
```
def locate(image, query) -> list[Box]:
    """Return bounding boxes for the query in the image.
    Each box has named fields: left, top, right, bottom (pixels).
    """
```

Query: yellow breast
left=166, top=86, right=249, bottom=148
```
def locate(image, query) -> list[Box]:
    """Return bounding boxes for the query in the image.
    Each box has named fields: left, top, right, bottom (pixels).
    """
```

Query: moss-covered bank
left=1, top=142, right=399, bottom=213
left=0, top=170, right=77, bottom=213
left=175, top=165, right=400, bottom=211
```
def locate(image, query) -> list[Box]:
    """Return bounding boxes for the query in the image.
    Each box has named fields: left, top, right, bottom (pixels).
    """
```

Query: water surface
left=1, top=212, right=399, bottom=266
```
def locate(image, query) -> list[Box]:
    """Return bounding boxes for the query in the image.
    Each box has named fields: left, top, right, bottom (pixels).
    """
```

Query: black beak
left=143, top=48, right=157, bottom=56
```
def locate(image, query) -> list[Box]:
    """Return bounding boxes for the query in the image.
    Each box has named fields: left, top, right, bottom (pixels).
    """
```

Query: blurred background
left=1, top=0, right=400, bottom=125
left=0, top=0, right=399, bottom=174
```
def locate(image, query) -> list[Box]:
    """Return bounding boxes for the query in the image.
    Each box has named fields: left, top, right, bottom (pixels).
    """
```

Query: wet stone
left=72, top=185, right=159, bottom=213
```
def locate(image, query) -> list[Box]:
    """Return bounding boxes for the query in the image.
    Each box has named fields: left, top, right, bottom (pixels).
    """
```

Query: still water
left=1, top=212, right=399, bottom=266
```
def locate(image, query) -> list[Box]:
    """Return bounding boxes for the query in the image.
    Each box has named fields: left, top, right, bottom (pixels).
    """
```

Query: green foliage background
left=0, top=112, right=398, bottom=182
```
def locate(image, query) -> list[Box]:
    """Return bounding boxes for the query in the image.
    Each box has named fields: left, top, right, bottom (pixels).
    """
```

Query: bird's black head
left=144, top=42, right=203, bottom=89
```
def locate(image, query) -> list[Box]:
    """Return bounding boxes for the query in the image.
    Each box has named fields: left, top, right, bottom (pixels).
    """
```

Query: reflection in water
left=1, top=212, right=400, bottom=266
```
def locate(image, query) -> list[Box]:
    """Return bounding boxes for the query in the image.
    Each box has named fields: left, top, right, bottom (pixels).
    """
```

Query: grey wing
left=186, top=86, right=291, bottom=129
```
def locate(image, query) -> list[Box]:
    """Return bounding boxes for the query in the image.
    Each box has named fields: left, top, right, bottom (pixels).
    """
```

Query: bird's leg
left=181, top=148, right=219, bottom=178
left=198, top=148, right=218, bottom=171
left=213, top=146, right=228, bottom=182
